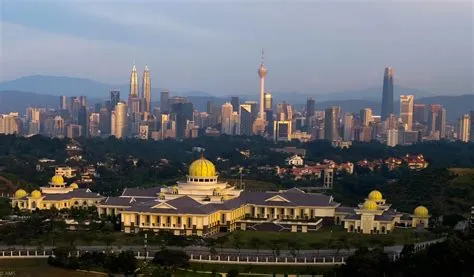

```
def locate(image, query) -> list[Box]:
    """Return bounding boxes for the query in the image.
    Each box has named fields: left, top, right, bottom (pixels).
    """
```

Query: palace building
left=335, top=190, right=430, bottom=234
left=11, top=175, right=103, bottom=211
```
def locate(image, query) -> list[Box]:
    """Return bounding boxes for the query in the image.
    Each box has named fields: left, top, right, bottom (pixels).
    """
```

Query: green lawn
left=189, top=262, right=335, bottom=275
left=0, top=259, right=105, bottom=277
left=222, top=226, right=438, bottom=250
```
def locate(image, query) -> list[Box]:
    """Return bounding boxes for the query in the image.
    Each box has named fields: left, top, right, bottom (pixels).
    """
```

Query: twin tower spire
left=129, top=63, right=151, bottom=113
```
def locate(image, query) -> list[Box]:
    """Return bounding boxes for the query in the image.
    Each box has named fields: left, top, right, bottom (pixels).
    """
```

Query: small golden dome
left=30, top=190, right=42, bottom=199
left=14, top=189, right=27, bottom=199
left=414, top=206, right=429, bottom=217
left=362, top=200, right=377, bottom=210
left=69, top=183, right=79, bottom=189
left=189, top=157, right=216, bottom=177
left=51, top=174, right=64, bottom=185
left=368, top=190, right=383, bottom=201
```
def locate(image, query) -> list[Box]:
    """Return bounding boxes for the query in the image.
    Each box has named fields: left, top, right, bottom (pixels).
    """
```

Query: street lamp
left=144, top=233, right=148, bottom=260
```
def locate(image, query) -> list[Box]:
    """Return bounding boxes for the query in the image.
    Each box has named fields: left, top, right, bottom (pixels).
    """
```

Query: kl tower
left=258, top=49, right=267, bottom=120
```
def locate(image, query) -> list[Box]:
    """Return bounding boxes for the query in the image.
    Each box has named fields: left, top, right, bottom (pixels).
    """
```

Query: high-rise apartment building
left=171, top=102, right=193, bottom=139
left=89, top=113, right=100, bottom=137
left=70, top=97, right=81, bottom=123
left=114, top=102, right=128, bottom=139
left=458, top=114, right=470, bottom=142
left=277, top=102, right=293, bottom=121
left=400, top=95, right=414, bottom=131
left=160, top=90, right=170, bottom=113
left=231, top=97, right=239, bottom=113
left=413, top=104, right=425, bottom=124
left=306, top=98, right=315, bottom=128
left=324, top=106, right=340, bottom=141
left=221, top=102, right=234, bottom=135
left=60, top=96, right=68, bottom=110
left=381, top=67, right=394, bottom=121
left=360, top=108, right=373, bottom=127
left=343, top=113, right=354, bottom=141
left=264, top=92, right=272, bottom=111
left=386, top=129, right=399, bottom=147
left=99, top=107, right=111, bottom=135
left=66, top=124, right=82, bottom=139
left=0, top=113, right=20, bottom=135
left=142, top=65, right=151, bottom=112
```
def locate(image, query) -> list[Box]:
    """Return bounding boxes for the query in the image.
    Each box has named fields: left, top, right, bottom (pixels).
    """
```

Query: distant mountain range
left=0, top=75, right=472, bottom=122
left=0, top=75, right=438, bottom=102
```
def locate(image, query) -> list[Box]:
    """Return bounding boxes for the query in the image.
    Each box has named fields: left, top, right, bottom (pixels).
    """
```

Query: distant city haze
left=1, top=1, right=472, bottom=95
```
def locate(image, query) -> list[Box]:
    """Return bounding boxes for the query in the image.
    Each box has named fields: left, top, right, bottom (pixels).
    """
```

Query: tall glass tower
left=381, top=67, right=394, bottom=121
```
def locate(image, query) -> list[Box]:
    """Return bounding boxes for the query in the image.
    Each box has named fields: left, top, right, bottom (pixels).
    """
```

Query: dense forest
left=0, top=135, right=473, bottom=217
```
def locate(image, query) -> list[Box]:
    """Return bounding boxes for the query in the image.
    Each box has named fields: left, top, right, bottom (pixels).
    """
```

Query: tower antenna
left=261, top=48, right=264, bottom=65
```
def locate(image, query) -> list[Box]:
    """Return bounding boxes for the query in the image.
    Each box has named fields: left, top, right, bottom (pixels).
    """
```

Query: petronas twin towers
left=129, top=64, right=151, bottom=113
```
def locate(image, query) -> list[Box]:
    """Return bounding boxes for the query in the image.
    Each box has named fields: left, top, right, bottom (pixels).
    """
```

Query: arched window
left=83, top=201, right=87, bottom=206
left=31, top=201, right=36, bottom=209
left=74, top=201, right=79, bottom=205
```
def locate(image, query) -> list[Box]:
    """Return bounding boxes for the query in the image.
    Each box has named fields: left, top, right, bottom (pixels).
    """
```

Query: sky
left=0, top=0, right=472, bottom=95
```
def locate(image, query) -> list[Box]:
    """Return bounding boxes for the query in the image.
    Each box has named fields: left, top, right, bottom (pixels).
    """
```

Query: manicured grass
left=189, top=262, right=335, bottom=275
left=0, top=259, right=105, bottom=277
left=222, top=226, right=438, bottom=249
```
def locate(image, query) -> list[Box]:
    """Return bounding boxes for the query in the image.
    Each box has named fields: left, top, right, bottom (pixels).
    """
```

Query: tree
left=339, top=247, right=390, bottom=277
left=227, top=269, right=239, bottom=277
left=248, top=237, right=263, bottom=254
left=231, top=232, right=242, bottom=253
left=268, top=239, right=282, bottom=258
left=216, top=236, right=228, bottom=252
left=116, top=251, right=138, bottom=275
left=152, top=249, right=189, bottom=268
left=309, top=241, right=325, bottom=257
left=209, top=247, right=218, bottom=257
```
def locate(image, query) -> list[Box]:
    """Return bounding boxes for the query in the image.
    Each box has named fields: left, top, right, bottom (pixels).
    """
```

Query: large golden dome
left=30, top=190, right=42, bottom=199
left=368, top=190, right=383, bottom=201
left=14, top=189, right=27, bottom=199
left=189, top=157, right=216, bottom=177
left=51, top=174, right=64, bottom=185
left=69, top=183, right=79, bottom=189
left=414, top=206, right=429, bottom=217
left=362, top=200, right=377, bottom=210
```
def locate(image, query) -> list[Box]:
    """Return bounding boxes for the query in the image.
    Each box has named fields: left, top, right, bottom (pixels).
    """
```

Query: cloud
left=0, top=22, right=137, bottom=83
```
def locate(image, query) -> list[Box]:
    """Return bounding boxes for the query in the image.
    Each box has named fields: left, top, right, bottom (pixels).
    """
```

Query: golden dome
left=51, top=174, right=64, bottom=185
left=189, top=157, right=216, bottom=177
left=414, top=206, right=429, bottom=217
left=14, top=189, right=27, bottom=199
left=368, top=190, right=383, bottom=201
left=30, top=190, right=42, bottom=199
left=362, top=200, right=378, bottom=210
left=69, top=183, right=79, bottom=189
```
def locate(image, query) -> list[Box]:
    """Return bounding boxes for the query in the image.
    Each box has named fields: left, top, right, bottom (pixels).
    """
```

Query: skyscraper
left=129, top=64, right=140, bottom=113
left=110, top=90, right=120, bottom=110
left=231, top=97, right=240, bottom=113
left=360, top=108, right=373, bottom=127
left=306, top=98, right=315, bottom=128
left=413, top=104, right=425, bottom=124
left=239, top=104, right=253, bottom=136
left=142, top=65, right=151, bottom=112
left=60, top=96, right=67, bottom=110
left=70, top=97, right=81, bottom=123
left=273, top=120, right=292, bottom=142
left=458, top=114, right=470, bottom=142
left=79, top=96, right=88, bottom=107
left=324, top=106, right=340, bottom=141
left=343, top=113, right=354, bottom=141
left=428, top=104, right=446, bottom=139
left=400, top=95, right=414, bottom=131
left=264, top=92, right=273, bottom=111
left=171, top=102, right=193, bottom=139
left=114, top=102, right=127, bottom=139
left=78, top=106, right=89, bottom=137
left=381, top=67, right=394, bottom=121
left=257, top=49, right=267, bottom=120
left=160, top=90, right=170, bottom=113
left=470, top=111, right=474, bottom=142
left=221, top=102, right=234, bottom=135
left=99, top=107, right=111, bottom=135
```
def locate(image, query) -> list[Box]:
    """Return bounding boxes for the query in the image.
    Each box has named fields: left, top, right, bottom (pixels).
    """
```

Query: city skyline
left=1, top=1, right=472, bottom=95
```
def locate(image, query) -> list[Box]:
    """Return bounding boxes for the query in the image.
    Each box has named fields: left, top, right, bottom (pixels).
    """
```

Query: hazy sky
left=0, top=0, right=472, bottom=95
